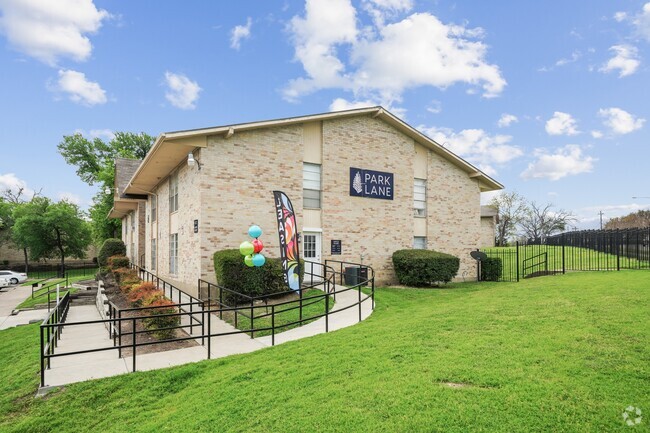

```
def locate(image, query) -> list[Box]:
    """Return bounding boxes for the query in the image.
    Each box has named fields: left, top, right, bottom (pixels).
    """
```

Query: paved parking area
left=0, top=283, right=48, bottom=330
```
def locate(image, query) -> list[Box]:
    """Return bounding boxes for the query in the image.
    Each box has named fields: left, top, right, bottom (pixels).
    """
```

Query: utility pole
left=598, top=211, right=604, bottom=230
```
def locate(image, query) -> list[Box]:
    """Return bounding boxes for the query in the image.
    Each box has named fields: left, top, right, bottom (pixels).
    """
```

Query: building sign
left=193, top=219, right=199, bottom=233
left=349, top=167, right=394, bottom=200
left=331, top=239, right=342, bottom=255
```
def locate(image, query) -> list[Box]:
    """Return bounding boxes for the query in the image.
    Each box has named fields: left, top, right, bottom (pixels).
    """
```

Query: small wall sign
left=331, top=239, right=342, bottom=255
left=350, top=167, right=394, bottom=200
left=193, top=219, right=199, bottom=233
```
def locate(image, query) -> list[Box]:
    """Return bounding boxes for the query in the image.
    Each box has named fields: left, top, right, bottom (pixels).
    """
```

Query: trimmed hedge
left=108, top=255, right=130, bottom=270
left=480, top=257, right=502, bottom=282
left=213, top=249, right=305, bottom=304
left=98, top=238, right=126, bottom=267
left=392, top=249, right=460, bottom=286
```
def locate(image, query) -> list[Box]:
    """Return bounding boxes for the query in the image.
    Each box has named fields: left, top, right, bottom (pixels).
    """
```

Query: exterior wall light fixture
left=188, top=152, right=202, bottom=170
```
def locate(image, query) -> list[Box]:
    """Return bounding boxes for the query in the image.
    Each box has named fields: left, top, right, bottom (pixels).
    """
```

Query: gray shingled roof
left=115, top=157, right=142, bottom=197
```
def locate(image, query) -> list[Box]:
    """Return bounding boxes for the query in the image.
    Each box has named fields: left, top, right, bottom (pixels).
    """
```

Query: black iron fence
left=480, top=227, right=650, bottom=282
left=39, top=260, right=375, bottom=387
left=23, top=262, right=98, bottom=280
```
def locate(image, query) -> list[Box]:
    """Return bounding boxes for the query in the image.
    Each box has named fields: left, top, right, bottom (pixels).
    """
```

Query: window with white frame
left=303, top=163, right=321, bottom=209
left=151, top=238, right=157, bottom=271
left=169, top=233, right=178, bottom=274
left=413, top=236, right=427, bottom=249
left=414, top=178, right=426, bottom=217
left=169, top=173, right=179, bottom=213
left=151, top=195, right=157, bottom=223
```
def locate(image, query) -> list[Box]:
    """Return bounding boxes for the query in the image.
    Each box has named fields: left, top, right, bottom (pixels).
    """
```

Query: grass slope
left=1, top=271, right=648, bottom=432
left=16, top=275, right=90, bottom=309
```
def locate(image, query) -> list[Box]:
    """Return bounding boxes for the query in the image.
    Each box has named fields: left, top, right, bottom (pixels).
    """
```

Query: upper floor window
left=169, top=173, right=179, bottom=213
left=303, top=163, right=321, bottom=209
left=169, top=233, right=178, bottom=274
left=151, top=195, right=157, bottom=223
left=414, top=178, right=426, bottom=217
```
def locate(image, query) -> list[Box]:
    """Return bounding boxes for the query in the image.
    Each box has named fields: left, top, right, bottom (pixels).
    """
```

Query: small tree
left=13, top=197, right=92, bottom=273
left=98, top=238, right=127, bottom=267
left=489, top=191, right=527, bottom=246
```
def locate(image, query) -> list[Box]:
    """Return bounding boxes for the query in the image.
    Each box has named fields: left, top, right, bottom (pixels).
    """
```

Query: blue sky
left=0, top=0, right=649, bottom=228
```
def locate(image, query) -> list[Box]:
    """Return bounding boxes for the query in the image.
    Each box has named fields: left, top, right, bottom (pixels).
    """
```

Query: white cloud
left=598, top=107, right=646, bottom=135
left=521, top=145, right=595, bottom=181
left=329, top=98, right=376, bottom=111
left=599, top=45, right=640, bottom=77
left=590, top=130, right=604, bottom=139
left=0, top=0, right=109, bottom=66
left=614, top=11, right=628, bottom=22
left=420, top=125, right=523, bottom=176
left=545, top=111, right=579, bottom=136
left=362, top=0, right=413, bottom=27
left=633, top=2, right=650, bottom=41
left=0, top=173, right=35, bottom=198
left=164, top=72, right=201, bottom=110
left=230, top=17, right=252, bottom=50
left=426, top=100, right=442, bottom=114
left=50, top=69, right=107, bottom=106
left=556, top=50, right=581, bottom=67
left=58, top=191, right=82, bottom=205
left=89, top=129, right=115, bottom=141
left=285, top=3, right=506, bottom=103
left=497, top=113, right=518, bottom=128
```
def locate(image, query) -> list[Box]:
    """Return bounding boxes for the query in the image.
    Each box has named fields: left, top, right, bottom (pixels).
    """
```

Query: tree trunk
left=22, top=247, right=28, bottom=274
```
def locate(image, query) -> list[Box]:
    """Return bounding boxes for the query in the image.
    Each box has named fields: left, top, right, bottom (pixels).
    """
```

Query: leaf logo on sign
left=352, top=172, right=363, bottom=194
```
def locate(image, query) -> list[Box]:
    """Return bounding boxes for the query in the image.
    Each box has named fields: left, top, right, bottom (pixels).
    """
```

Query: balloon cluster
left=239, top=225, right=265, bottom=267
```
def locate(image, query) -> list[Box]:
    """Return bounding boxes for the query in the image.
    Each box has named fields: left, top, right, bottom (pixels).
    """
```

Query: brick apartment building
left=109, top=107, right=502, bottom=296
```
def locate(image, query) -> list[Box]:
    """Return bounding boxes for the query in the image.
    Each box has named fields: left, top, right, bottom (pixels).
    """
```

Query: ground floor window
left=303, top=234, right=317, bottom=259
left=151, top=238, right=157, bottom=271
left=413, top=236, right=427, bottom=249
left=169, top=233, right=178, bottom=274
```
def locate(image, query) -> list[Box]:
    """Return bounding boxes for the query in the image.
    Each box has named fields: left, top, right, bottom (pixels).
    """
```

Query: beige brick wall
left=200, top=126, right=304, bottom=286
left=427, top=154, right=481, bottom=282
left=321, top=116, right=415, bottom=285
left=480, top=217, right=496, bottom=248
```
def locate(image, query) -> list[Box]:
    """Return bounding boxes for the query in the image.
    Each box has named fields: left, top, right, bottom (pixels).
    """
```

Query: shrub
left=108, top=255, right=130, bottom=270
left=480, top=257, right=502, bottom=282
left=142, top=298, right=179, bottom=340
left=213, top=249, right=305, bottom=304
left=127, top=282, right=158, bottom=307
left=392, top=249, right=460, bottom=286
left=98, top=238, right=126, bottom=267
left=114, top=268, right=140, bottom=292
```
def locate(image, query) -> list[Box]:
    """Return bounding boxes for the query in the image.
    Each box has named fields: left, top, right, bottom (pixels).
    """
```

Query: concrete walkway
left=41, top=287, right=373, bottom=388
left=0, top=284, right=49, bottom=330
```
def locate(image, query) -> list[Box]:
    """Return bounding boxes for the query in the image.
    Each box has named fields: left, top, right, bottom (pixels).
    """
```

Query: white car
left=0, top=278, right=9, bottom=288
left=0, top=270, right=28, bottom=285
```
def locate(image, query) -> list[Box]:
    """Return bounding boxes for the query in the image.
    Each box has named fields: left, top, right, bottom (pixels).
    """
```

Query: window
left=169, top=173, right=179, bottom=213
left=169, top=233, right=178, bottom=274
left=414, top=178, right=426, bottom=217
left=131, top=212, right=135, bottom=231
left=413, top=236, right=427, bottom=249
left=303, top=163, right=321, bottom=209
left=151, top=195, right=157, bottom=223
left=151, top=238, right=157, bottom=271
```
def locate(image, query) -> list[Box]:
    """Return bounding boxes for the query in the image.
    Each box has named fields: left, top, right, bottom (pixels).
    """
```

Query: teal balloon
left=239, top=241, right=254, bottom=256
left=252, top=253, right=266, bottom=267
left=248, top=225, right=263, bottom=238
left=244, top=254, right=254, bottom=267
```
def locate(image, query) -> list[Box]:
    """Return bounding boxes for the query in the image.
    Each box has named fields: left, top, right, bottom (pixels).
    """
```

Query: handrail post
left=118, top=310, right=122, bottom=358
left=271, top=304, right=275, bottom=346
left=371, top=277, right=375, bottom=310
left=299, top=288, right=303, bottom=324
left=358, top=284, right=362, bottom=323
left=325, top=292, right=329, bottom=333
left=132, top=318, right=136, bottom=372
left=250, top=299, right=254, bottom=338
left=219, top=288, right=223, bottom=319
left=40, top=325, right=45, bottom=387
left=201, top=302, right=205, bottom=346
left=207, top=304, right=211, bottom=359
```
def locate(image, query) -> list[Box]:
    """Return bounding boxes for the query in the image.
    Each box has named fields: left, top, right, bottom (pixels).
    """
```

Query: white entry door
left=302, top=232, right=322, bottom=280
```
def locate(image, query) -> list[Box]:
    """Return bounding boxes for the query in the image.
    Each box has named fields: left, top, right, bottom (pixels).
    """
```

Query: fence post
left=132, top=318, right=136, bottom=372
left=562, top=233, right=566, bottom=274
left=207, top=305, right=211, bottom=360
left=616, top=230, right=621, bottom=271
left=516, top=241, right=520, bottom=282
left=40, top=326, right=45, bottom=387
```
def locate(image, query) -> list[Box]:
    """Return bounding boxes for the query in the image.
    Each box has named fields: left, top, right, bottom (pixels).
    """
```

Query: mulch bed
left=103, top=274, right=199, bottom=357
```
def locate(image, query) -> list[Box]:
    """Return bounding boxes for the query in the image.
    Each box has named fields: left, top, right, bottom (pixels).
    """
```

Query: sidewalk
left=41, top=287, right=373, bottom=388
left=0, top=284, right=49, bottom=330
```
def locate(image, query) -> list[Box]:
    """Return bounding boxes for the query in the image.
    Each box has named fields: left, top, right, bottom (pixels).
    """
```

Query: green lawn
left=1, top=271, right=648, bottom=432
left=15, top=275, right=90, bottom=309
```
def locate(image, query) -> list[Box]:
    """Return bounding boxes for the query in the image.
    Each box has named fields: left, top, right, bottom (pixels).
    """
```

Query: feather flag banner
left=273, top=191, right=301, bottom=291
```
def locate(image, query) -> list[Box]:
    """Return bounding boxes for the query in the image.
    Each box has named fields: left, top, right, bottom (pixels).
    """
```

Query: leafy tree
left=605, top=210, right=650, bottom=229
left=58, top=132, right=154, bottom=244
left=489, top=191, right=527, bottom=246
left=519, top=202, right=575, bottom=242
left=1, top=187, right=42, bottom=272
left=13, top=197, right=92, bottom=273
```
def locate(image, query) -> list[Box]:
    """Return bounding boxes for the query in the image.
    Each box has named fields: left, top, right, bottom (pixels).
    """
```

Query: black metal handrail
left=39, top=261, right=375, bottom=388
left=39, top=291, right=71, bottom=386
